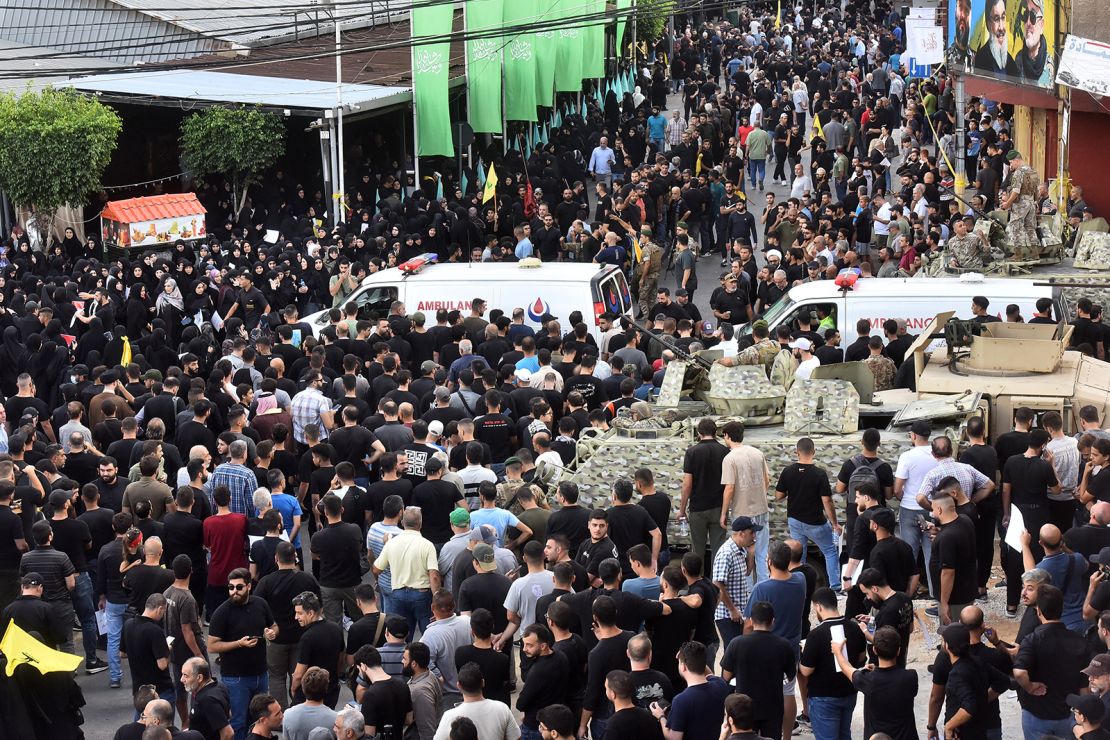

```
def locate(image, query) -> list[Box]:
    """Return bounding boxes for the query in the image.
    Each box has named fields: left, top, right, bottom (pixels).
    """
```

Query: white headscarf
left=156, top=278, right=184, bottom=313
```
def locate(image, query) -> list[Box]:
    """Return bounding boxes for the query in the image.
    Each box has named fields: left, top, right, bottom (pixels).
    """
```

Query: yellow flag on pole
left=776, top=0, right=782, bottom=29
left=0, top=621, right=82, bottom=676
left=482, top=163, right=499, bottom=204
left=632, top=235, right=642, bottom=262
left=813, top=114, right=825, bottom=140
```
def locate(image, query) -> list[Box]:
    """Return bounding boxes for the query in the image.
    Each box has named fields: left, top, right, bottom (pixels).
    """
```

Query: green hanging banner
left=411, top=3, right=454, bottom=157
left=503, top=0, right=539, bottom=122
left=582, top=0, right=606, bottom=81
left=533, top=1, right=556, bottom=109
left=554, top=0, right=585, bottom=92
left=465, top=0, right=504, bottom=134
left=616, top=0, right=632, bottom=58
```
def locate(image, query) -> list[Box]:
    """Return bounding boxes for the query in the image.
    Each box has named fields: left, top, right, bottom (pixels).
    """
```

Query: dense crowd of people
left=1, top=2, right=1110, bottom=740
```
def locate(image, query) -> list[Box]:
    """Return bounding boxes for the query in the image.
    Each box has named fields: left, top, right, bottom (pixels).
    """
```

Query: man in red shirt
left=203, top=486, right=248, bottom=619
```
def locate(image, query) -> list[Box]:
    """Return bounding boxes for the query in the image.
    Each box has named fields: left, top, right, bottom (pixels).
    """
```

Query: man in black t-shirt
left=226, top=273, right=271, bottom=332
left=123, top=593, right=175, bottom=705
left=182, top=657, right=232, bottom=740
left=960, top=416, right=1001, bottom=598
left=563, top=357, right=608, bottom=411
left=290, top=591, right=345, bottom=708
left=353, top=644, right=413, bottom=736
left=866, top=507, right=918, bottom=596
left=207, top=568, right=278, bottom=739
left=309, top=493, right=364, bottom=623
left=835, top=430, right=894, bottom=563
left=1002, top=428, right=1060, bottom=612
left=679, top=420, right=729, bottom=561
left=776, top=437, right=841, bottom=592
left=857, top=568, right=914, bottom=666
left=410, top=457, right=466, bottom=546
left=720, top=600, right=797, bottom=740
left=929, top=494, right=979, bottom=626
left=574, top=510, right=620, bottom=586
left=606, top=480, right=661, bottom=578
left=254, top=541, right=320, bottom=708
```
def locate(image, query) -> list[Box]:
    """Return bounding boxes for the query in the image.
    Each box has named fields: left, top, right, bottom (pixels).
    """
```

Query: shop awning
left=102, top=193, right=205, bottom=222
left=62, top=69, right=412, bottom=115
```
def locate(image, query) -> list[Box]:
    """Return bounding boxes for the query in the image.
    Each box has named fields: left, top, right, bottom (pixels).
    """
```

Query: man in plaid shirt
left=205, top=440, right=259, bottom=516
left=290, top=372, right=335, bottom=447
left=713, top=516, right=760, bottom=650
left=914, top=436, right=994, bottom=510
left=667, top=110, right=687, bottom=150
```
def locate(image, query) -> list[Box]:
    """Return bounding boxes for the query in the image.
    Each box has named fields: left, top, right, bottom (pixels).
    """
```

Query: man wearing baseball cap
left=0, top=572, right=64, bottom=647
left=712, top=516, right=762, bottom=649
left=1082, top=654, right=1110, bottom=718
left=789, top=337, right=819, bottom=380
left=1068, top=693, right=1109, bottom=737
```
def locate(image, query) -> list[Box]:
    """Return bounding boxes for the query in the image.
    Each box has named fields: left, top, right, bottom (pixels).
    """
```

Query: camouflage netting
left=1072, top=232, right=1110, bottom=270
left=568, top=419, right=912, bottom=547
left=784, top=379, right=860, bottom=434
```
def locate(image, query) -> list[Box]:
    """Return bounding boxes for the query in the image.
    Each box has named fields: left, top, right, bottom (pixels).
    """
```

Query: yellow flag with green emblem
left=1, top=621, right=82, bottom=676
left=482, top=163, right=499, bottom=204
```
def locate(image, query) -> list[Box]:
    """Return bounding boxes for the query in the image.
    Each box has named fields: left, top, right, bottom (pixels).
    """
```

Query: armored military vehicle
left=909, top=311, right=1110, bottom=431
left=566, top=329, right=978, bottom=547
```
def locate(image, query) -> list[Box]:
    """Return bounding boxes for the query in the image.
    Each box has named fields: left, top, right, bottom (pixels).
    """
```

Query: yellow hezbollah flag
left=0, top=620, right=82, bottom=676
left=631, top=235, right=642, bottom=262
left=812, top=113, right=825, bottom=140
left=482, top=163, right=499, bottom=204
left=119, top=335, right=131, bottom=367
left=695, top=152, right=703, bottom=177
left=776, top=0, right=782, bottom=29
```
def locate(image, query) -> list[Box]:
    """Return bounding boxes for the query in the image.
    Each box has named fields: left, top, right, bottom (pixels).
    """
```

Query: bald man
left=1066, top=502, right=1110, bottom=569
left=926, top=605, right=1013, bottom=739
left=1021, top=523, right=1090, bottom=631
left=122, top=536, right=174, bottom=615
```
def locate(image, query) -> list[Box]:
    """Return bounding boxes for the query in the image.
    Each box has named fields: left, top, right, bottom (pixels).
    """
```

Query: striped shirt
left=367, top=522, right=403, bottom=593
left=206, top=463, right=259, bottom=516
left=712, top=538, right=751, bottom=620
left=20, top=546, right=75, bottom=602
left=667, top=117, right=687, bottom=146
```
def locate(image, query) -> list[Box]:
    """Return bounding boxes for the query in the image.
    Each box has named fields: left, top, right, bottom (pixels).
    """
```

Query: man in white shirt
left=894, top=421, right=940, bottom=592
left=873, top=194, right=892, bottom=245
left=791, top=338, right=820, bottom=380
left=789, top=163, right=812, bottom=200
left=433, top=662, right=520, bottom=740
left=750, top=100, right=764, bottom=129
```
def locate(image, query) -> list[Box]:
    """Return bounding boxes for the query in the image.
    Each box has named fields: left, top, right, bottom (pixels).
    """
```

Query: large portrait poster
left=949, top=0, right=1057, bottom=87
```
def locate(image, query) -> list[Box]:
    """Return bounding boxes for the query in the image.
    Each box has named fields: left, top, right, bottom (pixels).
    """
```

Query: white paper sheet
left=95, top=608, right=108, bottom=636
left=1004, top=505, right=1027, bottom=551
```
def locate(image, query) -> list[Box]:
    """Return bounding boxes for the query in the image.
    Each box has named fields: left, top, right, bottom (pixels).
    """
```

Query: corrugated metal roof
left=108, top=0, right=408, bottom=48
left=63, top=69, right=412, bottom=112
left=0, top=40, right=117, bottom=92
left=102, top=193, right=206, bottom=222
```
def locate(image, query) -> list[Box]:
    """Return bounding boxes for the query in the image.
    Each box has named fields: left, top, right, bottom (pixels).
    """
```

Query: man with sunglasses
left=208, top=567, right=279, bottom=740
left=1015, top=0, right=1053, bottom=85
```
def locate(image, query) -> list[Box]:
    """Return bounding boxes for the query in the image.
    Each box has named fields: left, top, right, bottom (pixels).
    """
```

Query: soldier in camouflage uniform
left=731, top=320, right=780, bottom=377
left=1000, top=150, right=1040, bottom=262
left=946, top=216, right=989, bottom=270
left=637, top=227, right=663, bottom=318
left=862, top=336, right=897, bottom=391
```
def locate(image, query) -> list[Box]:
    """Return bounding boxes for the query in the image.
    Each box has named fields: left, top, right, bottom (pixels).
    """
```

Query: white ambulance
left=303, top=258, right=635, bottom=339
left=741, top=275, right=1055, bottom=346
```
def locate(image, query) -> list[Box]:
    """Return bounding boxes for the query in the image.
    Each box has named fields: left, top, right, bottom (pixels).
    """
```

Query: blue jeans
left=105, top=600, right=128, bottom=682
left=753, top=512, right=770, bottom=583
left=1021, top=711, right=1073, bottom=740
left=808, top=694, right=856, bottom=740
left=392, top=588, right=432, bottom=639
left=749, top=159, right=766, bottom=186
left=520, top=725, right=543, bottom=740
left=223, top=673, right=268, bottom=740
left=788, top=518, right=841, bottom=591
left=378, top=582, right=394, bottom=617
left=716, top=617, right=744, bottom=651
left=72, top=572, right=99, bottom=661
left=898, top=508, right=934, bottom=594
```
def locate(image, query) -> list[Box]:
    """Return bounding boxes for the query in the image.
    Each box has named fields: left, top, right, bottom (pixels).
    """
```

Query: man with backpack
left=834, top=428, right=894, bottom=567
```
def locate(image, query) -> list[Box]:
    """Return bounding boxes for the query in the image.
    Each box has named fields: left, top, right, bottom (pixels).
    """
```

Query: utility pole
left=334, top=6, right=345, bottom=225
left=954, top=73, right=967, bottom=195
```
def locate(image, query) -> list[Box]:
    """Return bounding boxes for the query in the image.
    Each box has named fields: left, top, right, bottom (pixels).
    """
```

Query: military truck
left=908, top=311, right=1110, bottom=433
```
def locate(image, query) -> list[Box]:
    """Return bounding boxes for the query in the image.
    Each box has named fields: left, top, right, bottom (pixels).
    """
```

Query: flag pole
left=411, top=42, right=422, bottom=196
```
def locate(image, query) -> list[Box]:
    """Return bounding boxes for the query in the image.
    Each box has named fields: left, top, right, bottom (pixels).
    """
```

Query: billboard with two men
left=947, top=0, right=1057, bottom=87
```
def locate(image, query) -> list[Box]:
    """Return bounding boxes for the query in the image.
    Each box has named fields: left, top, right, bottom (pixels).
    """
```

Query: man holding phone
left=208, top=567, right=279, bottom=740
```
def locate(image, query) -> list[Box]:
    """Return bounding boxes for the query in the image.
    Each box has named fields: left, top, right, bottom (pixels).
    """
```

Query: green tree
left=180, top=106, right=286, bottom=212
left=0, top=87, right=121, bottom=246
left=636, top=0, right=676, bottom=44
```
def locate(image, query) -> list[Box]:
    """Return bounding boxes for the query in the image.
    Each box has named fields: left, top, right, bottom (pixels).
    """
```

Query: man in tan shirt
left=720, top=420, right=770, bottom=582
left=372, top=506, right=441, bottom=638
